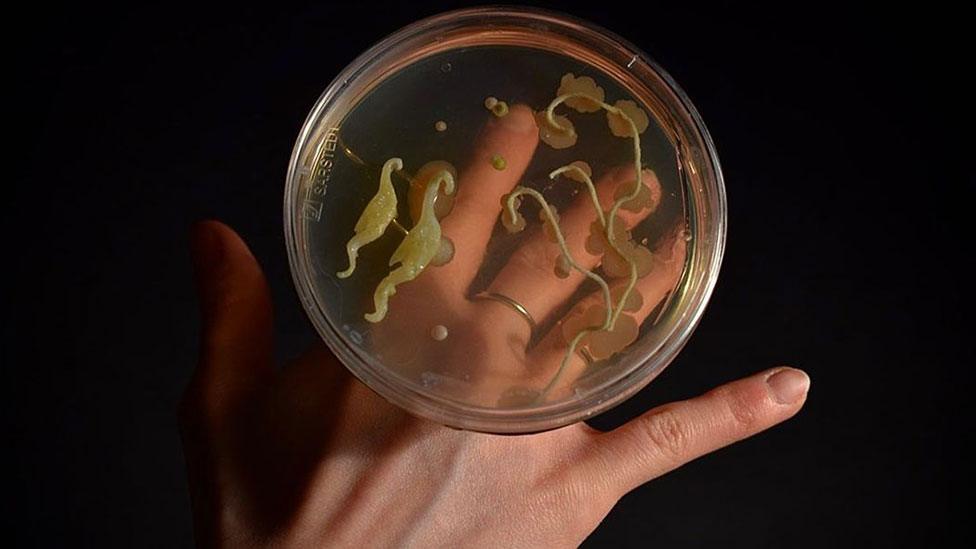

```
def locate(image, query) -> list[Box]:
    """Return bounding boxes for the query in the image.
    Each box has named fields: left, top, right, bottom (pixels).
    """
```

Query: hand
left=180, top=106, right=810, bottom=547
left=367, top=105, right=687, bottom=402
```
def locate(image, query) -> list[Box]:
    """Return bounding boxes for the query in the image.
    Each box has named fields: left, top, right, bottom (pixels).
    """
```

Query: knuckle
left=531, top=471, right=609, bottom=543
left=635, top=407, right=692, bottom=461
left=711, top=385, right=762, bottom=431
left=509, top=242, right=555, bottom=278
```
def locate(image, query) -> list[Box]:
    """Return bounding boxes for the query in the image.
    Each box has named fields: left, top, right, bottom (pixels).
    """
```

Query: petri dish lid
left=284, top=6, right=726, bottom=433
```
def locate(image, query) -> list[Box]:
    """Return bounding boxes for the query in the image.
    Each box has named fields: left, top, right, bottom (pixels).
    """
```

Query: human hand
left=180, top=106, right=809, bottom=547
left=182, top=220, right=807, bottom=547
left=364, top=105, right=686, bottom=404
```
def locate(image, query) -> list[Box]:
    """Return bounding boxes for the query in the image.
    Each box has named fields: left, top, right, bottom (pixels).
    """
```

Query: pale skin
left=181, top=105, right=810, bottom=547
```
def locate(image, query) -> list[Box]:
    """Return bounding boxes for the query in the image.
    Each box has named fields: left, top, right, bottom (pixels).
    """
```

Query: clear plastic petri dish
left=284, top=6, right=726, bottom=433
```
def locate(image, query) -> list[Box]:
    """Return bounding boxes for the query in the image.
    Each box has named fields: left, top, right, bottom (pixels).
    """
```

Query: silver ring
left=472, top=291, right=537, bottom=335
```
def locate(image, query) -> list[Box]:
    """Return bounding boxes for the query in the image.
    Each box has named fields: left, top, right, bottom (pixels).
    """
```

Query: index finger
left=428, top=104, right=539, bottom=294
left=584, top=367, right=810, bottom=496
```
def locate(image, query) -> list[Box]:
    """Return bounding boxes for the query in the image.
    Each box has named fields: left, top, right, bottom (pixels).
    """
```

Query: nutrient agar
left=297, top=45, right=691, bottom=409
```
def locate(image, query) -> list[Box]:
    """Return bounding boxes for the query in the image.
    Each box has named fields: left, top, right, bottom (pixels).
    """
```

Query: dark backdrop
left=7, top=1, right=966, bottom=546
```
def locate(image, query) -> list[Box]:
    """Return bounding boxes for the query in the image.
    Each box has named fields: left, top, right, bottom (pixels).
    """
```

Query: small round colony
left=430, top=324, right=449, bottom=341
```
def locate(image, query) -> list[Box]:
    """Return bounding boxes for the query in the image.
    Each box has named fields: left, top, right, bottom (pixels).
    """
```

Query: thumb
left=183, top=220, right=274, bottom=425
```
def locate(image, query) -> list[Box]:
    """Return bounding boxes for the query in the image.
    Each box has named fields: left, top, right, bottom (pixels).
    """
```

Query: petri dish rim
left=284, top=6, right=727, bottom=434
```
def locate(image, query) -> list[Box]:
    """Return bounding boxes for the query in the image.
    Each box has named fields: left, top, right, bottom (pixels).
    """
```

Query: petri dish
left=284, top=6, right=726, bottom=433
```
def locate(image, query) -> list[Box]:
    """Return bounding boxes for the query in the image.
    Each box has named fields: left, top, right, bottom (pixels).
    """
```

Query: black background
left=7, top=1, right=967, bottom=546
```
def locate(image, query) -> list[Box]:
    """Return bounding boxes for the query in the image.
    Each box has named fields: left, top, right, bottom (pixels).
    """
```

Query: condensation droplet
left=421, top=371, right=439, bottom=388
left=440, top=62, right=452, bottom=73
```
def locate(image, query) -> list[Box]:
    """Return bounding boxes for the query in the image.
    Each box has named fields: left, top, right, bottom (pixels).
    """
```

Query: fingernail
left=766, top=368, right=810, bottom=404
left=497, top=105, right=536, bottom=133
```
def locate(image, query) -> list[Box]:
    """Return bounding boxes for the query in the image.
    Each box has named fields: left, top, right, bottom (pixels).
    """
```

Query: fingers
left=488, top=166, right=661, bottom=323
left=431, top=105, right=539, bottom=294
left=182, top=220, right=274, bottom=426
left=526, top=225, right=686, bottom=392
left=586, top=367, right=810, bottom=496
